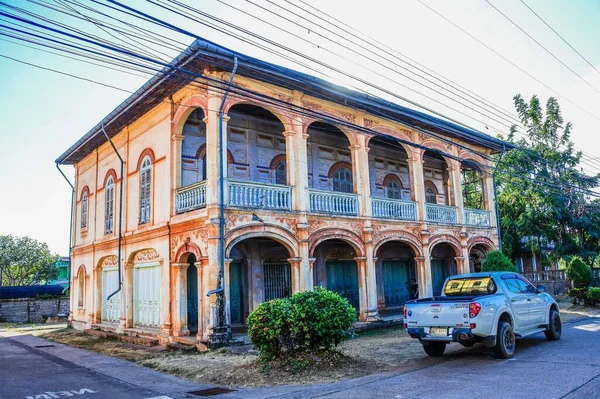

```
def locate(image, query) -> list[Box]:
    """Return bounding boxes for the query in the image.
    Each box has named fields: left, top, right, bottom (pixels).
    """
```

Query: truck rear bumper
left=407, top=327, right=473, bottom=342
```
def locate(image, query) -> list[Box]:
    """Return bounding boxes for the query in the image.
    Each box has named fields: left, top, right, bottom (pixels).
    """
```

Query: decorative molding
left=133, top=249, right=160, bottom=263
left=101, top=256, right=118, bottom=268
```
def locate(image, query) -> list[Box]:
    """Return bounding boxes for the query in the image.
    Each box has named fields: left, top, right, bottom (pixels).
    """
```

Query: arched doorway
left=376, top=242, right=418, bottom=311
left=228, top=237, right=292, bottom=325
left=186, top=253, right=198, bottom=333
left=313, top=239, right=360, bottom=311
left=430, top=243, right=458, bottom=296
left=469, top=244, right=491, bottom=273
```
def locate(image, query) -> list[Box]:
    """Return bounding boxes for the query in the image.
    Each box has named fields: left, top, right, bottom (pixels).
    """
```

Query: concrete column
left=352, top=134, right=372, bottom=217
left=205, top=89, right=226, bottom=207
left=283, top=129, right=300, bottom=211
left=309, top=258, right=316, bottom=288
left=194, top=257, right=208, bottom=340
left=223, top=258, right=233, bottom=331
left=355, top=256, right=368, bottom=322
left=294, top=116, right=309, bottom=212
left=171, top=263, right=189, bottom=337
left=363, top=225, right=378, bottom=320
left=421, top=251, right=434, bottom=298
left=409, top=149, right=426, bottom=221
left=120, top=262, right=134, bottom=331
left=414, top=256, right=427, bottom=299
left=297, top=222, right=312, bottom=291
left=93, top=267, right=102, bottom=324
left=171, top=133, right=184, bottom=190
left=448, top=159, right=464, bottom=224
left=288, top=257, right=302, bottom=293
left=483, top=175, right=498, bottom=227
left=455, top=256, right=468, bottom=275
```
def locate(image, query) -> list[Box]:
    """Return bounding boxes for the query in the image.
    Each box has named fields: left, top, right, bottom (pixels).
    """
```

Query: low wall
left=0, top=297, right=69, bottom=323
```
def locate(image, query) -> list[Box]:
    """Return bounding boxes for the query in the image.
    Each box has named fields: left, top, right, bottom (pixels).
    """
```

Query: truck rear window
left=443, top=277, right=496, bottom=296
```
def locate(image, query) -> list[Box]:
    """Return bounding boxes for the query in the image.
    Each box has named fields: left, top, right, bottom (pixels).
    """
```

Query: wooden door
left=229, top=262, right=244, bottom=325
left=431, top=260, right=446, bottom=297
left=187, top=264, right=198, bottom=332
left=101, top=267, right=120, bottom=322
left=326, top=261, right=360, bottom=310
left=382, top=261, right=409, bottom=308
left=134, top=265, right=161, bottom=327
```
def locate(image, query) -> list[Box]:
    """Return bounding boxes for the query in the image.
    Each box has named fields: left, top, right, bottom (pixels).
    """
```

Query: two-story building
left=56, top=39, right=510, bottom=345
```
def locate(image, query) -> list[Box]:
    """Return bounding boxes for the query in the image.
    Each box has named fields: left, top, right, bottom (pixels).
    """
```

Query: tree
left=496, top=95, right=600, bottom=262
left=0, top=235, right=57, bottom=286
left=481, top=250, right=518, bottom=272
left=565, top=257, right=592, bottom=288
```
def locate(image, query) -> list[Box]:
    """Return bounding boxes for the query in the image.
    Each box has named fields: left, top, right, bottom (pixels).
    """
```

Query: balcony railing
left=522, top=270, right=567, bottom=282
left=228, top=179, right=291, bottom=211
left=175, top=181, right=206, bottom=214
left=464, top=208, right=491, bottom=227
left=425, top=203, right=457, bottom=224
left=372, top=198, right=417, bottom=221
left=309, top=189, right=358, bottom=216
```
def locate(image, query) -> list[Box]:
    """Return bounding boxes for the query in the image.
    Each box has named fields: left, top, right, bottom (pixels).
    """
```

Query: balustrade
left=522, top=270, right=567, bottom=282
left=228, top=179, right=291, bottom=211
left=464, top=208, right=491, bottom=227
left=425, top=204, right=458, bottom=224
left=175, top=181, right=207, bottom=213
left=372, top=198, right=417, bottom=221
left=309, top=189, right=358, bottom=216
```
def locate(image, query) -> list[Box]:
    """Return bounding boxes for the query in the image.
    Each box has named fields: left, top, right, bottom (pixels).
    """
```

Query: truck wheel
left=494, top=321, right=515, bottom=359
left=422, top=341, right=446, bottom=357
left=545, top=309, right=562, bottom=341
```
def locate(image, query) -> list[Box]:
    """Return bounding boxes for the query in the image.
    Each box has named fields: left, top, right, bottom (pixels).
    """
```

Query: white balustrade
left=464, top=208, right=491, bottom=227
left=309, top=189, right=358, bottom=215
left=175, top=181, right=206, bottom=213
left=372, top=198, right=417, bottom=221
left=228, top=180, right=291, bottom=211
left=425, top=203, right=458, bottom=224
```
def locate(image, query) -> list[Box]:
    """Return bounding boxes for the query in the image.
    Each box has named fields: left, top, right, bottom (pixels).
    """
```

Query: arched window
left=139, top=156, right=152, bottom=224
left=333, top=167, right=353, bottom=193
left=275, top=161, right=286, bottom=185
left=105, top=176, right=114, bottom=234
left=77, top=267, right=85, bottom=308
left=425, top=187, right=437, bottom=204
left=384, top=175, right=402, bottom=200
left=81, top=190, right=88, bottom=229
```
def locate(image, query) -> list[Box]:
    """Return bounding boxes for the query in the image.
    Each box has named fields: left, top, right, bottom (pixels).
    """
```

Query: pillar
left=119, top=262, right=134, bottom=331
left=283, top=129, right=299, bottom=210
left=455, top=256, right=468, bottom=275
left=297, top=222, right=312, bottom=291
left=483, top=175, right=498, bottom=227
left=93, top=267, right=102, bottom=323
left=288, top=257, right=302, bottom=294
left=462, top=245, right=472, bottom=274
left=171, top=133, right=184, bottom=215
left=448, top=159, right=464, bottom=224
left=363, top=225, right=378, bottom=320
left=171, top=263, right=189, bottom=337
left=351, top=134, right=372, bottom=217
left=205, top=89, right=226, bottom=207
left=355, top=256, right=368, bottom=321
left=195, top=257, right=208, bottom=340
left=223, top=258, right=233, bottom=332
left=414, top=256, right=429, bottom=299
left=409, top=149, right=426, bottom=221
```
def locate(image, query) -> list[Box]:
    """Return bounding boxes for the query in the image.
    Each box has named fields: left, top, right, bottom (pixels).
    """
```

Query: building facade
left=57, top=40, right=505, bottom=344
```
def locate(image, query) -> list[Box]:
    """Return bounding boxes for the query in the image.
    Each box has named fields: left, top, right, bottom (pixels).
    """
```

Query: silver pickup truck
left=404, top=272, right=562, bottom=359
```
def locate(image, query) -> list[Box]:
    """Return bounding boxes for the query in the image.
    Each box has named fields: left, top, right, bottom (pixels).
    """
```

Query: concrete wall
left=0, top=297, right=69, bottom=323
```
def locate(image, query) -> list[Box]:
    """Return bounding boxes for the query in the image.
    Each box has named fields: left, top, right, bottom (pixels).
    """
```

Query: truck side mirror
left=536, top=285, right=545, bottom=293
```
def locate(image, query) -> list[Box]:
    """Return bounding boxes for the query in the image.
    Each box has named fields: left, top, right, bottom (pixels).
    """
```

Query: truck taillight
left=403, top=305, right=407, bottom=319
left=469, top=302, right=481, bottom=318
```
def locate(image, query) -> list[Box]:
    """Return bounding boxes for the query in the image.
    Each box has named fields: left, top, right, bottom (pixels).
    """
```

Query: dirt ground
left=38, top=302, right=598, bottom=388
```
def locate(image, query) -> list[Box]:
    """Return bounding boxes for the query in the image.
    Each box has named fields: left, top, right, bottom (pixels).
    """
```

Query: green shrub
left=568, top=288, right=588, bottom=305
left=585, top=287, right=600, bottom=306
left=481, top=250, right=518, bottom=272
left=246, top=288, right=356, bottom=360
left=565, top=257, right=593, bottom=288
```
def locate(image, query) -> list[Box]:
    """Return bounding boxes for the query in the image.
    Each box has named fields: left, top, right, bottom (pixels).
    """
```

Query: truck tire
left=494, top=321, right=515, bottom=359
left=545, top=309, right=562, bottom=341
left=422, top=341, right=446, bottom=357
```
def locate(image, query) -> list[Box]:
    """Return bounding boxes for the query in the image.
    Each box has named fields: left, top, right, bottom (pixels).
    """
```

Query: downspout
left=102, top=125, right=125, bottom=302
left=56, top=163, right=74, bottom=295
left=493, top=145, right=506, bottom=252
left=206, top=56, right=238, bottom=313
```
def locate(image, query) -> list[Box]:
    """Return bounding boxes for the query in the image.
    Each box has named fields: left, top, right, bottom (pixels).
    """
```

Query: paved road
left=1, top=316, right=599, bottom=399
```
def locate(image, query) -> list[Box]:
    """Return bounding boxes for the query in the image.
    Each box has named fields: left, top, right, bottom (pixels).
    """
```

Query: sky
left=1, top=0, right=599, bottom=255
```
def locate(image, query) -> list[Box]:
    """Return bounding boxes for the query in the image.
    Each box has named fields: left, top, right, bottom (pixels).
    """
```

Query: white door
left=517, top=277, right=547, bottom=327
left=134, top=264, right=161, bottom=327
left=102, top=268, right=120, bottom=322
left=503, top=277, right=531, bottom=330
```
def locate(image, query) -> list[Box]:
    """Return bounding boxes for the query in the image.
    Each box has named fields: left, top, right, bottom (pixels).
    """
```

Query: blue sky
left=1, top=0, right=599, bottom=255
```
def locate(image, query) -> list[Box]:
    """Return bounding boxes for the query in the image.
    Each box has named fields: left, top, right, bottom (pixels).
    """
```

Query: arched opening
left=227, top=104, right=287, bottom=183
left=422, top=151, right=449, bottom=205
left=307, top=122, right=353, bottom=192
left=461, top=161, right=484, bottom=210
left=77, top=267, right=85, bottom=309
left=132, top=251, right=161, bottom=328
left=469, top=243, right=492, bottom=273
left=181, top=108, right=207, bottom=187
left=430, top=243, right=459, bottom=296
left=186, top=253, right=199, bottom=333
left=229, top=237, right=292, bottom=326
left=369, top=136, right=411, bottom=201
left=101, top=259, right=120, bottom=323
left=376, top=242, right=417, bottom=313
left=313, top=239, right=360, bottom=311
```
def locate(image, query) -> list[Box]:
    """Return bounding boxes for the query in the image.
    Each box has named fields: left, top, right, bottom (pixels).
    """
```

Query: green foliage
left=565, top=257, right=593, bottom=288
left=568, top=288, right=587, bottom=305
left=496, top=95, right=600, bottom=262
left=0, top=235, right=57, bottom=286
left=481, top=250, right=518, bottom=272
left=246, top=288, right=356, bottom=360
left=586, top=287, right=600, bottom=306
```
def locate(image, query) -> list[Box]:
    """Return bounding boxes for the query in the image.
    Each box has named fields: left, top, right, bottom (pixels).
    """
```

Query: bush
left=586, top=287, right=600, bottom=306
left=568, top=288, right=588, bottom=305
left=565, top=257, right=593, bottom=288
left=246, top=288, right=356, bottom=360
left=481, top=250, right=518, bottom=273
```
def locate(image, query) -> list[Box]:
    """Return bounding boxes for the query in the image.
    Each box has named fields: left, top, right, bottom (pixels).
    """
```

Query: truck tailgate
left=406, top=300, right=471, bottom=328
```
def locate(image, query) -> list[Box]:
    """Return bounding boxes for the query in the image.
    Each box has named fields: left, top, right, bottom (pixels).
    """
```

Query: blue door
left=229, top=262, right=244, bottom=325
left=187, top=264, right=198, bottom=332
left=431, top=260, right=446, bottom=297
left=383, top=261, right=409, bottom=308
left=326, top=261, right=360, bottom=311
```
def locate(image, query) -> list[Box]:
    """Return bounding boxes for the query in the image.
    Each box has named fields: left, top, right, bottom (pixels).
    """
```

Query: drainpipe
left=493, top=145, right=506, bottom=252
left=206, top=56, right=238, bottom=318
left=56, top=163, right=74, bottom=295
left=102, top=124, right=125, bottom=302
